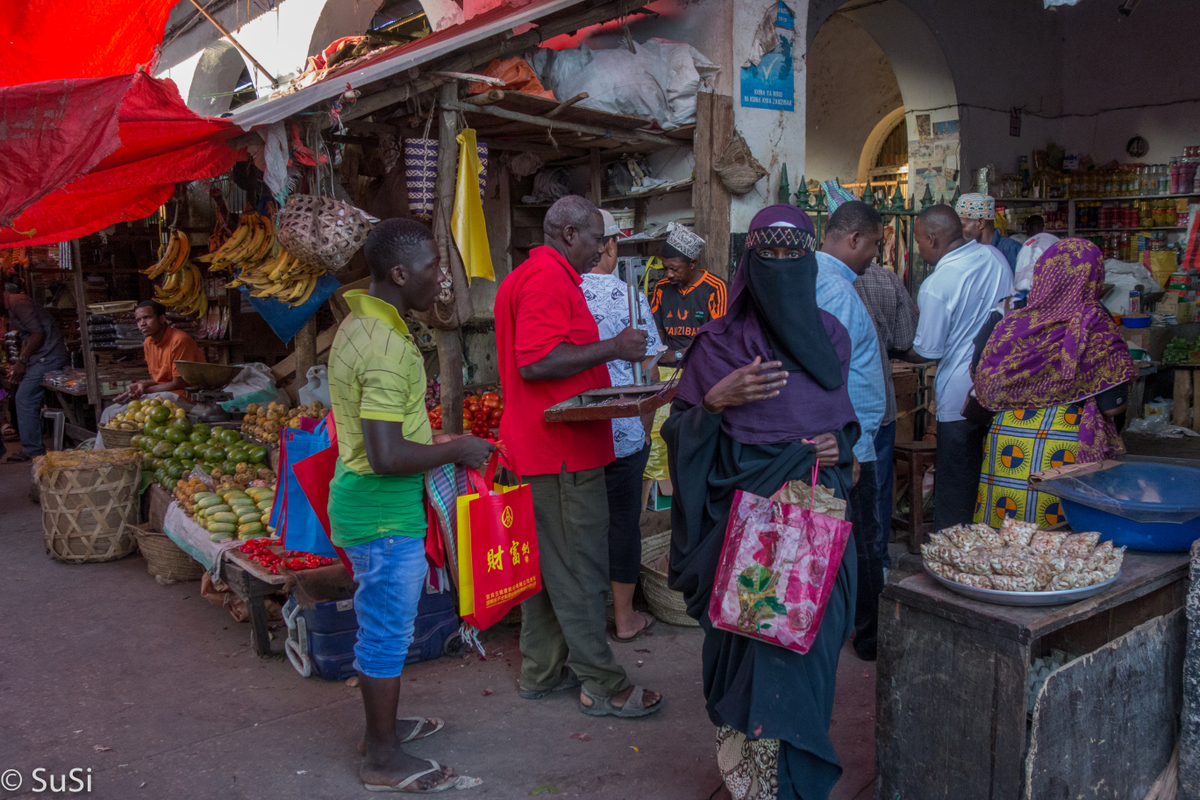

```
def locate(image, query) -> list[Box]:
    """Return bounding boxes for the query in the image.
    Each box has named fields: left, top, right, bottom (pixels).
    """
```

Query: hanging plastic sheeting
left=0, top=0, right=177, bottom=86
left=0, top=73, right=243, bottom=249
left=530, top=39, right=719, bottom=130
left=452, top=129, right=495, bottom=285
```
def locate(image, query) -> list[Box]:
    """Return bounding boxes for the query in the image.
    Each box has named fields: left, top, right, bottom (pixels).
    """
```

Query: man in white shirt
left=581, top=209, right=662, bottom=642
left=911, top=205, right=1013, bottom=531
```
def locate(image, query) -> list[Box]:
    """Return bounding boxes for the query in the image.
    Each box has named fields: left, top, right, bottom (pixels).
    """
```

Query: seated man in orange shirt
left=116, top=301, right=205, bottom=401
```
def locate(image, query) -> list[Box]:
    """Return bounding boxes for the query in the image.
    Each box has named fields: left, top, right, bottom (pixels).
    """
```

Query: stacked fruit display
left=191, top=484, right=277, bottom=542
left=103, top=397, right=184, bottom=431
left=132, top=416, right=273, bottom=490
left=198, top=211, right=275, bottom=274
left=240, top=401, right=327, bottom=445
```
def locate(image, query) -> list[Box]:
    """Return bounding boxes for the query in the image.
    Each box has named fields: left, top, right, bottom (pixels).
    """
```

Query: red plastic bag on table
left=456, top=452, right=540, bottom=630
left=708, top=466, right=852, bottom=654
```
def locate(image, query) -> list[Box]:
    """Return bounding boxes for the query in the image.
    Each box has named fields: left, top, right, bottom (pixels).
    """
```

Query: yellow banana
left=291, top=275, right=319, bottom=307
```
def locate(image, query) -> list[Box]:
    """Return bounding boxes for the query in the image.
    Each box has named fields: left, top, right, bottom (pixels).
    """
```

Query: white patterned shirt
left=581, top=272, right=661, bottom=458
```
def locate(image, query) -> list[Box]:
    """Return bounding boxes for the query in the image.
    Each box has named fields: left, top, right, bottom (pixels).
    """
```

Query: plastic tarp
left=529, top=39, right=719, bottom=130
left=0, top=0, right=177, bottom=86
left=1, top=72, right=243, bottom=248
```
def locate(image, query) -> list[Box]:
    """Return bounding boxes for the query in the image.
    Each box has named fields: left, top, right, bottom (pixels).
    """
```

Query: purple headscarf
left=675, top=205, right=859, bottom=445
left=975, top=239, right=1137, bottom=462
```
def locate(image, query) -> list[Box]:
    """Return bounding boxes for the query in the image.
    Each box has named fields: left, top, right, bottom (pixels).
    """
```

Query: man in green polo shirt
left=328, top=218, right=495, bottom=793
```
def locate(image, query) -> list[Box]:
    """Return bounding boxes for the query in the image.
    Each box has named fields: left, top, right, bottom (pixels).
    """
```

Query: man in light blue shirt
left=815, top=200, right=886, bottom=662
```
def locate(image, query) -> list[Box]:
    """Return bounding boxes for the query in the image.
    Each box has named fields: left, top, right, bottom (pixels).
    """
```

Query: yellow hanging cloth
left=451, top=128, right=494, bottom=285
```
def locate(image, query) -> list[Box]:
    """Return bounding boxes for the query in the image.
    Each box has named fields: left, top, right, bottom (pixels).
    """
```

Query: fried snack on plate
left=952, top=572, right=994, bottom=589
left=990, top=554, right=1036, bottom=577
left=926, top=560, right=955, bottom=579
left=921, top=543, right=962, bottom=565
left=1059, top=532, right=1100, bottom=557
left=999, top=517, right=1039, bottom=547
left=1029, top=530, right=1068, bottom=554
left=942, top=524, right=980, bottom=550
left=958, top=553, right=994, bottom=576
left=969, top=524, right=1005, bottom=548
left=991, top=574, right=1039, bottom=592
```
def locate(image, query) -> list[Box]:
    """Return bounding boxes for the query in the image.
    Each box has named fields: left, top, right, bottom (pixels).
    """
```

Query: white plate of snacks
left=921, top=519, right=1124, bottom=607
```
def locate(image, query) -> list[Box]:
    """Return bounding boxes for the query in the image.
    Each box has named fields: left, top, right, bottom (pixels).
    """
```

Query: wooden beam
left=464, top=90, right=506, bottom=106
left=589, top=149, right=603, bottom=205
left=185, top=0, right=277, bottom=86
left=270, top=325, right=336, bottom=387
left=434, top=81, right=465, bottom=434
left=442, top=97, right=670, bottom=146
left=693, top=91, right=733, bottom=280
left=294, top=318, right=318, bottom=397
left=70, top=240, right=101, bottom=417
left=481, top=139, right=588, bottom=158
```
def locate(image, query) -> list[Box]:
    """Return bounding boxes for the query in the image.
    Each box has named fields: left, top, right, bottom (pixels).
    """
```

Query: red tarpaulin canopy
left=0, top=72, right=244, bottom=248
left=0, top=0, right=177, bottom=86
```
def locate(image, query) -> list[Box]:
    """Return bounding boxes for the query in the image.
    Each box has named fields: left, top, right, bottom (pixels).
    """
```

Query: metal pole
left=186, top=0, right=278, bottom=87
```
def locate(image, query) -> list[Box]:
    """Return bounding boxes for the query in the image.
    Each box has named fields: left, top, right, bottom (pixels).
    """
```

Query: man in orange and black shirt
left=649, top=223, right=727, bottom=366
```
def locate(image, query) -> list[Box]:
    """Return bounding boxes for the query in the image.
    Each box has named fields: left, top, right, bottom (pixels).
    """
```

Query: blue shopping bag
left=270, top=416, right=338, bottom=558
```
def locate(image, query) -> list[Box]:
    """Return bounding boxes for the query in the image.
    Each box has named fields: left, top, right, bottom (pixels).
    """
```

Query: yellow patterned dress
left=974, top=402, right=1084, bottom=529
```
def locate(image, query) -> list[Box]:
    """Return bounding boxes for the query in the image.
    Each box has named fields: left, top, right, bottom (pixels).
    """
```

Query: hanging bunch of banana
left=226, top=247, right=324, bottom=308
left=142, top=231, right=208, bottom=318
left=153, top=261, right=209, bottom=317
left=198, top=211, right=274, bottom=274
left=143, top=230, right=190, bottom=280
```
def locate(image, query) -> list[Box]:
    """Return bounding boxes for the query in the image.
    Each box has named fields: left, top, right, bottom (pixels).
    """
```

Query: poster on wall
left=741, top=1, right=795, bottom=111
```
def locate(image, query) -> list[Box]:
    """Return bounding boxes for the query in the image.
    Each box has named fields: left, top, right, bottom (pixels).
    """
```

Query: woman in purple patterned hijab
left=972, top=238, right=1136, bottom=528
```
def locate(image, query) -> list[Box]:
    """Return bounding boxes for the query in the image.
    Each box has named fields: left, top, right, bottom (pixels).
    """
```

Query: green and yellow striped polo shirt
left=327, top=290, right=432, bottom=547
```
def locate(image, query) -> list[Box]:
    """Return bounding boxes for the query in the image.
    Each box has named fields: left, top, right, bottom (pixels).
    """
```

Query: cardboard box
left=1155, top=294, right=1194, bottom=324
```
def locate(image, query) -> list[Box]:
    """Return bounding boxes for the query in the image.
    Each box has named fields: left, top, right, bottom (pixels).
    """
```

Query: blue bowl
left=1041, top=462, right=1200, bottom=553
left=1060, top=498, right=1200, bottom=552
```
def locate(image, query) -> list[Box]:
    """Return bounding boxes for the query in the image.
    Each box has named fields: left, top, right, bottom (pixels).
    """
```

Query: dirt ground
left=0, top=459, right=877, bottom=800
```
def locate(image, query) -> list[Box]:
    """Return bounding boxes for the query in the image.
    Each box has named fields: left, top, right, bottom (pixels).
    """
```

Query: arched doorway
left=188, top=41, right=252, bottom=117
left=806, top=0, right=960, bottom=203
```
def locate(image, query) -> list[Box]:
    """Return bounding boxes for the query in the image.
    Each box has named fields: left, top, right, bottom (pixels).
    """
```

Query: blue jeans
left=873, top=421, right=896, bottom=568
left=342, top=535, right=428, bottom=679
left=17, top=351, right=68, bottom=457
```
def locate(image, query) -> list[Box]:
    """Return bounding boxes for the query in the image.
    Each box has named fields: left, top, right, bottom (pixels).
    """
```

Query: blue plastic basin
left=1040, top=462, right=1200, bottom=553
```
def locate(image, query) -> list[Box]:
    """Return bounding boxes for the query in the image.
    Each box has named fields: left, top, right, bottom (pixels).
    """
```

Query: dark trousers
left=850, top=459, right=882, bottom=660
left=933, top=417, right=991, bottom=532
left=873, top=421, right=896, bottom=568
left=605, top=444, right=652, bottom=585
left=520, top=466, right=630, bottom=697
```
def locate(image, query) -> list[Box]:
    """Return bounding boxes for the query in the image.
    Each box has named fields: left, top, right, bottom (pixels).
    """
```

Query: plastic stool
left=41, top=409, right=65, bottom=452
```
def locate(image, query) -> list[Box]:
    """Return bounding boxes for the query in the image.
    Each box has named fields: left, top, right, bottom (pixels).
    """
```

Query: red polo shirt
left=495, top=246, right=615, bottom=476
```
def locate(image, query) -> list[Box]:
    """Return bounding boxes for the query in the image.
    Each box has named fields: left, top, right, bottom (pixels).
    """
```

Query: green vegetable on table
left=1162, top=336, right=1198, bottom=365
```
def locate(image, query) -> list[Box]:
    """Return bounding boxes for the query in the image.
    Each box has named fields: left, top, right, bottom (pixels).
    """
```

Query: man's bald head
left=914, top=204, right=968, bottom=266
left=543, top=195, right=605, bottom=274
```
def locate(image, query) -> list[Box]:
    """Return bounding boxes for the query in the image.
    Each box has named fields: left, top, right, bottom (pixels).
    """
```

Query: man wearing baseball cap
left=581, top=209, right=663, bottom=642
left=956, top=193, right=1021, bottom=272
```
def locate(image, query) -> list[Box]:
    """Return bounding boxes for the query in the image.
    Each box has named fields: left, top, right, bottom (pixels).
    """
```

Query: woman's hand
left=702, top=357, right=788, bottom=413
left=801, top=432, right=839, bottom=468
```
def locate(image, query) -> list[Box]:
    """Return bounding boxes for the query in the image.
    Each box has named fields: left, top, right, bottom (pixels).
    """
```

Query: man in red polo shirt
left=495, top=195, right=663, bottom=718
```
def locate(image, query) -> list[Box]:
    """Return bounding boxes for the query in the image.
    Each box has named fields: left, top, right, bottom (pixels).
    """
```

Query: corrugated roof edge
left=227, top=0, right=587, bottom=131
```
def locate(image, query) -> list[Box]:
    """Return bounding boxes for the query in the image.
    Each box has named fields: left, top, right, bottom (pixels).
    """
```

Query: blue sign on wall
left=741, top=1, right=795, bottom=111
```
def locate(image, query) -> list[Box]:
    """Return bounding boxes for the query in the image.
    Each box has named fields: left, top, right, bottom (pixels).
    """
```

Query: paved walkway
left=0, top=460, right=876, bottom=800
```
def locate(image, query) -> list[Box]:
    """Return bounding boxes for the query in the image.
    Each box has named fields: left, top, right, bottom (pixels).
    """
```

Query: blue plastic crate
left=285, top=588, right=461, bottom=680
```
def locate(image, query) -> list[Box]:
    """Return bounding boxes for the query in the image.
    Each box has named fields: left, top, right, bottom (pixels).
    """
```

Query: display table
left=161, top=500, right=352, bottom=657
left=876, top=551, right=1189, bottom=800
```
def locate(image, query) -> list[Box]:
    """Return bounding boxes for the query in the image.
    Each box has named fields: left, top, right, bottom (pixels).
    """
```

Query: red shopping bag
left=456, top=452, right=540, bottom=630
left=708, top=467, right=852, bottom=654
left=291, top=413, right=354, bottom=577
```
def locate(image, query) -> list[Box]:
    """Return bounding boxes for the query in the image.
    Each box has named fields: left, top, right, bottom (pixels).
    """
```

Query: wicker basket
left=35, top=449, right=142, bottom=563
left=276, top=194, right=374, bottom=274
left=99, top=426, right=140, bottom=449
left=125, top=522, right=205, bottom=582
left=640, top=531, right=698, bottom=627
